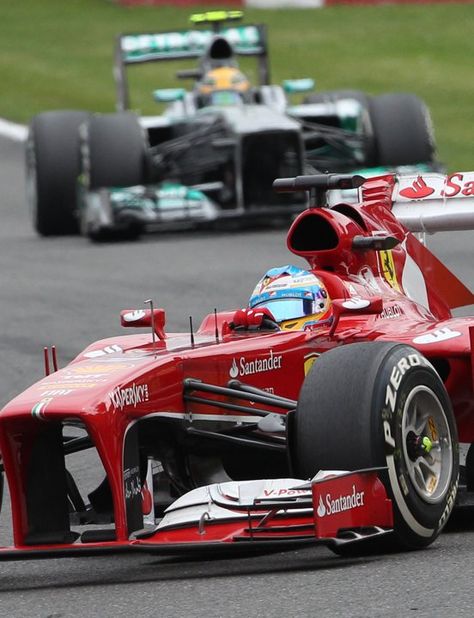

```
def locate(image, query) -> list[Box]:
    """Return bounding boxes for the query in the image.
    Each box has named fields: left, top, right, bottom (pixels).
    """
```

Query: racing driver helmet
left=248, top=265, right=333, bottom=331
left=196, top=67, right=251, bottom=106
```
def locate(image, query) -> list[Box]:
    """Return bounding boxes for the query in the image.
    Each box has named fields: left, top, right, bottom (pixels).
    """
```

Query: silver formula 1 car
left=26, top=11, right=441, bottom=240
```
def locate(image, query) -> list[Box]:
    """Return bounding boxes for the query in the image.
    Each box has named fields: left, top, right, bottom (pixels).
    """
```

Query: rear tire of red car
left=369, top=93, right=435, bottom=166
left=27, top=110, right=89, bottom=236
left=293, top=341, right=458, bottom=550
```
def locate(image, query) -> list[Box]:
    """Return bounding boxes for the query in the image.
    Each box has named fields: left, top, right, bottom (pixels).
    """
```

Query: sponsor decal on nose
left=109, top=383, right=150, bottom=409
left=229, top=349, right=283, bottom=378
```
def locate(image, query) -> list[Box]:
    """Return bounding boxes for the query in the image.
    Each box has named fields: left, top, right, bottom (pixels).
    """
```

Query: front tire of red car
left=293, top=342, right=459, bottom=550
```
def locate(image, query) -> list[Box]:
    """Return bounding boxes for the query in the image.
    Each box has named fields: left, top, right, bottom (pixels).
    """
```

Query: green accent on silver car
left=156, top=183, right=209, bottom=208
left=121, top=25, right=264, bottom=63
left=283, top=79, right=315, bottom=95
left=153, top=88, right=186, bottom=103
left=109, top=189, right=148, bottom=209
left=109, top=183, right=210, bottom=211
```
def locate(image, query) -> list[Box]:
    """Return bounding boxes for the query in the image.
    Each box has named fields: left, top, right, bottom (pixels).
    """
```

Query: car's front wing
left=0, top=469, right=393, bottom=561
left=80, top=183, right=305, bottom=238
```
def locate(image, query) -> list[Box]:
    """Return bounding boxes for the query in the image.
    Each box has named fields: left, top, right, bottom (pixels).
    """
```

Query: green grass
left=1, top=0, right=473, bottom=170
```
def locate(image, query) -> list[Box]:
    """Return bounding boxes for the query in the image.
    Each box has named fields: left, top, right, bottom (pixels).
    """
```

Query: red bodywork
left=0, top=173, right=473, bottom=558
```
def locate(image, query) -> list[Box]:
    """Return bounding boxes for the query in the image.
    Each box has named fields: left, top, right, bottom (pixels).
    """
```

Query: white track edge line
left=0, top=118, right=28, bottom=142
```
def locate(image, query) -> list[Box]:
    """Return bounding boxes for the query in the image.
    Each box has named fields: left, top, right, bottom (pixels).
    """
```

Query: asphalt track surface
left=1, top=134, right=474, bottom=618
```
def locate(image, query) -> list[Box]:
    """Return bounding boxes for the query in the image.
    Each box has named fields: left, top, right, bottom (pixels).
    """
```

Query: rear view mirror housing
left=153, top=88, right=186, bottom=103
left=121, top=308, right=166, bottom=340
left=329, top=297, right=383, bottom=336
left=283, top=78, right=315, bottom=94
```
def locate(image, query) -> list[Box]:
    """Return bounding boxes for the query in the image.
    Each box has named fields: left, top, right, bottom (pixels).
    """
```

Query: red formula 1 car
left=1, top=171, right=474, bottom=560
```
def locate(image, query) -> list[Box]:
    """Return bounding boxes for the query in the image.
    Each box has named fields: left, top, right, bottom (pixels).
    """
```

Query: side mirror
left=283, top=78, right=315, bottom=94
left=329, top=297, right=383, bottom=336
left=120, top=308, right=166, bottom=340
left=153, top=88, right=186, bottom=103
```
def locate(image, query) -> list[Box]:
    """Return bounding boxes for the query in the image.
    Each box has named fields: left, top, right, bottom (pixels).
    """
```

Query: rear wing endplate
left=114, top=24, right=269, bottom=111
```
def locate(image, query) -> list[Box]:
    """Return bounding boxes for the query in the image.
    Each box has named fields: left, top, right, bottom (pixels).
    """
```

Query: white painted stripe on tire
left=386, top=453, right=434, bottom=538
left=0, top=118, right=27, bottom=142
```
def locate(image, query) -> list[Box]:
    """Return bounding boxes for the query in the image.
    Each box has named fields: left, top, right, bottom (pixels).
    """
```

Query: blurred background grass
left=1, top=0, right=473, bottom=170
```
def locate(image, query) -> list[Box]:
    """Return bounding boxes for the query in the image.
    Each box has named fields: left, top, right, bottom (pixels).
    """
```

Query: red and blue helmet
left=248, top=265, right=332, bottom=329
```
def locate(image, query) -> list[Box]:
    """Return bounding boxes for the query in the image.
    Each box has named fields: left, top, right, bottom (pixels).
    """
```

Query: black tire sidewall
left=372, top=348, right=458, bottom=544
left=369, top=93, right=435, bottom=166
left=293, top=342, right=458, bottom=549
left=84, top=113, right=148, bottom=190
left=294, top=342, right=392, bottom=478
left=28, top=110, right=88, bottom=236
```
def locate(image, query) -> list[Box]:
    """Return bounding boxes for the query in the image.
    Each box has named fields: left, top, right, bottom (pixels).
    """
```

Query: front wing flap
left=81, top=182, right=304, bottom=236
left=0, top=469, right=392, bottom=560
left=81, top=183, right=221, bottom=234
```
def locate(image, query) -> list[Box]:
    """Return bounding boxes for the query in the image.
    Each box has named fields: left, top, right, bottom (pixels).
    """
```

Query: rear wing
left=274, top=172, right=474, bottom=234
left=389, top=172, right=474, bottom=233
left=275, top=172, right=474, bottom=311
left=114, top=23, right=269, bottom=111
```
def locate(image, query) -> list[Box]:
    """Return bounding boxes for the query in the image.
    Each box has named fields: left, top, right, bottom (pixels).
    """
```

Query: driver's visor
left=210, top=91, right=242, bottom=105
left=253, top=297, right=315, bottom=322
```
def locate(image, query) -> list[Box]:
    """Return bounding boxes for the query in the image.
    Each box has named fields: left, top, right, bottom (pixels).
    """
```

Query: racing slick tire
left=369, top=93, right=435, bottom=166
left=27, top=110, right=89, bottom=236
left=293, top=342, right=458, bottom=550
left=82, top=112, right=148, bottom=190
left=81, top=112, right=148, bottom=240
